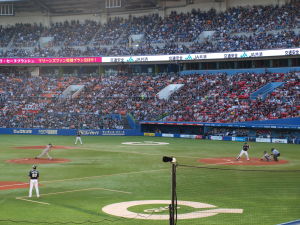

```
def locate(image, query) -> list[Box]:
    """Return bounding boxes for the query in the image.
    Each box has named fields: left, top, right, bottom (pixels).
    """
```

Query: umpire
left=271, top=148, right=280, bottom=161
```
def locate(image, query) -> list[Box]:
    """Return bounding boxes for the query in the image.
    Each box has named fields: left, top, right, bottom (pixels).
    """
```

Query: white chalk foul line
left=39, top=187, right=132, bottom=197
left=16, top=187, right=131, bottom=205
left=17, top=187, right=131, bottom=199
left=79, top=147, right=201, bottom=159
left=40, top=168, right=168, bottom=185
left=16, top=197, right=50, bottom=205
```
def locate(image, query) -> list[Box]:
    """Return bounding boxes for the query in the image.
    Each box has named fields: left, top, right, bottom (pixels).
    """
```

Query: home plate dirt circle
left=102, top=200, right=243, bottom=220
left=6, top=158, right=71, bottom=164
left=199, top=157, right=288, bottom=166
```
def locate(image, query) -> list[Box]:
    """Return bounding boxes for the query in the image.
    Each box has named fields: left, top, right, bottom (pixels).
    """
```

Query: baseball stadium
left=0, top=0, right=299, bottom=225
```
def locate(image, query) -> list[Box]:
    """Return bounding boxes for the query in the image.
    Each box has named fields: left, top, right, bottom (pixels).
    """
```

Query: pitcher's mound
left=199, top=157, right=288, bottom=166
left=6, top=158, right=71, bottom=164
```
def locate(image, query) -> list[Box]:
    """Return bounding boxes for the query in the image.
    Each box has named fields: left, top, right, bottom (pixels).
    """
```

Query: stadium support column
left=155, top=64, right=159, bottom=74
left=170, top=160, right=177, bottom=225
left=162, top=156, right=177, bottom=225
left=99, top=65, right=104, bottom=76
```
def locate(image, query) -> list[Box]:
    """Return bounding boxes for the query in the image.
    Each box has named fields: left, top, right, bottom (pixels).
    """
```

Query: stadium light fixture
left=162, top=156, right=176, bottom=163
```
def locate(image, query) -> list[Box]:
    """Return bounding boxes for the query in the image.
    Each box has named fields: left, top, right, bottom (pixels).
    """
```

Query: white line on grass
left=16, top=187, right=131, bottom=205
left=38, top=187, right=131, bottom=196
left=16, top=197, right=50, bottom=205
left=78, top=147, right=201, bottom=159
left=40, top=168, right=168, bottom=185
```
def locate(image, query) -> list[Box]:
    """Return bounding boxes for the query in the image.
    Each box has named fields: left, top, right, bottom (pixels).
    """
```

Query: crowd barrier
left=144, top=132, right=202, bottom=139
left=211, top=136, right=287, bottom=143
left=0, top=128, right=292, bottom=143
left=0, top=128, right=143, bottom=136
left=144, top=133, right=290, bottom=143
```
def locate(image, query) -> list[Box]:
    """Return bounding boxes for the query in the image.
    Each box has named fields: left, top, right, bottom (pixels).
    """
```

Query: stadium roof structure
left=12, top=0, right=165, bottom=15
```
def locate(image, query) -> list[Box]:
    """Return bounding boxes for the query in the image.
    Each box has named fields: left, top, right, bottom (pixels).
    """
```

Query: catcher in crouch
left=35, top=143, right=53, bottom=160
left=260, top=150, right=272, bottom=161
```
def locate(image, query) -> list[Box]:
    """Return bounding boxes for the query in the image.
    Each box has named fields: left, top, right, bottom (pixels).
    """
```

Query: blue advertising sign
left=0, top=128, right=142, bottom=136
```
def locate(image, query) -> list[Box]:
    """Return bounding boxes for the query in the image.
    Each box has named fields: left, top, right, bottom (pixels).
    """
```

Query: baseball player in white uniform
left=75, top=131, right=83, bottom=144
left=35, top=143, right=53, bottom=160
left=28, top=165, right=40, bottom=198
left=260, top=150, right=272, bottom=161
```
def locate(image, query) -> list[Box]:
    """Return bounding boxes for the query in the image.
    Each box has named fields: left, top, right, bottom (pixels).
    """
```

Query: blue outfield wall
left=141, top=117, right=300, bottom=129
left=0, top=128, right=143, bottom=136
left=144, top=133, right=292, bottom=144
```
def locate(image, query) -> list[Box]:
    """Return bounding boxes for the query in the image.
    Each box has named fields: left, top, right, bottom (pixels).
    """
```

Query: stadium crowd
left=0, top=3, right=299, bottom=57
left=0, top=2, right=299, bottom=129
left=0, top=71, right=299, bottom=129
left=165, top=71, right=300, bottom=122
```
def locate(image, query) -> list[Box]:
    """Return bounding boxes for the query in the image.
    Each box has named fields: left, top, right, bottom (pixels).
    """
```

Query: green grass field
left=0, top=135, right=299, bottom=225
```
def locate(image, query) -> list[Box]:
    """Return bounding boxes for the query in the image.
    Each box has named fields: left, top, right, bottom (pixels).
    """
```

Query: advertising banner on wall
left=272, top=138, right=288, bottom=144
left=0, top=57, right=102, bottom=65
left=144, top=132, right=156, bottom=136
left=0, top=128, right=142, bottom=136
left=162, top=133, right=174, bottom=138
left=210, top=136, right=223, bottom=141
left=256, top=138, right=272, bottom=143
left=232, top=137, right=248, bottom=142
left=179, top=134, right=203, bottom=139
left=102, top=48, right=300, bottom=63
left=0, top=48, right=298, bottom=65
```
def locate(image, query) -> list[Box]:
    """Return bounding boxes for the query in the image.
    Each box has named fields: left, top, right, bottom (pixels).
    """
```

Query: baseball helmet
left=32, top=165, right=37, bottom=169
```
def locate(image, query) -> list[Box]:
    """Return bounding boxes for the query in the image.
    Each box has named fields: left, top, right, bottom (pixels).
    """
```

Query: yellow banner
left=144, top=133, right=155, bottom=136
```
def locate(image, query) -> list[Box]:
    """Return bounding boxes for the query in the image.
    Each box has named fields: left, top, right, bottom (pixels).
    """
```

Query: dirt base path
left=14, top=145, right=78, bottom=150
left=6, top=158, right=71, bottom=164
left=199, top=157, right=288, bottom=166
left=0, top=181, right=29, bottom=190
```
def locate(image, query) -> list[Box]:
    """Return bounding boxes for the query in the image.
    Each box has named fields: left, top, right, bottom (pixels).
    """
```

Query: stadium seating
left=0, top=71, right=299, bottom=128
left=0, top=3, right=299, bottom=57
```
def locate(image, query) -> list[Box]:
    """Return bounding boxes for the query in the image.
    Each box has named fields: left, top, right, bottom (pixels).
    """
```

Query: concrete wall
left=228, top=0, right=289, bottom=7
left=0, top=0, right=291, bottom=27
left=0, top=12, right=51, bottom=26
left=164, top=0, right=226, bottom=13
left=0, top=12, right=107, bottom=27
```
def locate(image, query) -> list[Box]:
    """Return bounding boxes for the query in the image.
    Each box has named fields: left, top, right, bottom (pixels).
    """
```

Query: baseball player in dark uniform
left=28, top=165, right=40, bottom=198
left=236, top=142, right=250, bottom=161
left=75, top=130, right=83, bottom=144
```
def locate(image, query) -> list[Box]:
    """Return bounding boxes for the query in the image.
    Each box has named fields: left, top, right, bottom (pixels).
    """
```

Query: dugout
left=140, top=119, right=300, bottom=144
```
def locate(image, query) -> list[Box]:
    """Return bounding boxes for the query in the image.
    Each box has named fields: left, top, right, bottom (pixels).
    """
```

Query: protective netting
left=173, top=164, right=300, bottom=225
